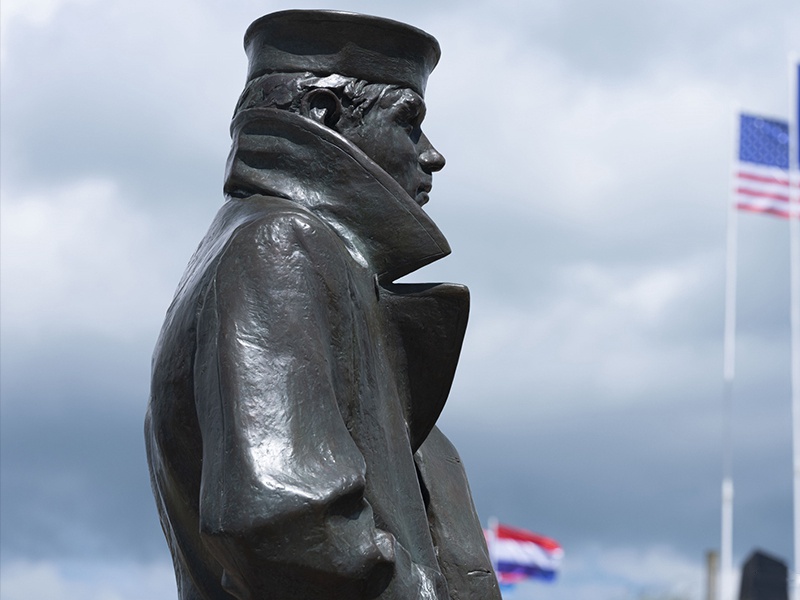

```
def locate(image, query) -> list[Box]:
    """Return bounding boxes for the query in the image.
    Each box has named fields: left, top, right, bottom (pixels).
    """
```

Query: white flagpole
left=720, top=105, right=741, bottom=600
left=787, top=53, right=800, bottom=600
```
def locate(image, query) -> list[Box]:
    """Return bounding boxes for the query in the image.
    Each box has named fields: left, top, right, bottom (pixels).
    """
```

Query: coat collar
left=224, top=108, right=451, bottom=282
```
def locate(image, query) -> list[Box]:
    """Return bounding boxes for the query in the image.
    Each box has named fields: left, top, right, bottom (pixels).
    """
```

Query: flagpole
left=720, top=105, right=741, bottom=600
left=787, top=53, right=800, bottom=600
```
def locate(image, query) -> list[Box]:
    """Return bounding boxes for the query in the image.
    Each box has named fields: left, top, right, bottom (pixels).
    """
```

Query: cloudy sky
left=1, top=1, right=798, bottom=599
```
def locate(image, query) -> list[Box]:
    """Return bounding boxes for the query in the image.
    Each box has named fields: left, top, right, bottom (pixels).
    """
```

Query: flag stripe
left=735, top=187, right=790, bottom=202
left=737, top=172, right=790, bottom=186
left=496, top=562, right=557, bottom=580
left=737, top=203, right=794, bottom=219
left=496, top=524, right=562, bottom=551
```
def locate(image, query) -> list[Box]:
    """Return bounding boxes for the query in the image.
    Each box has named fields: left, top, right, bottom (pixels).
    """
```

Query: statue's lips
left=416, top=182, right=432, bottom=206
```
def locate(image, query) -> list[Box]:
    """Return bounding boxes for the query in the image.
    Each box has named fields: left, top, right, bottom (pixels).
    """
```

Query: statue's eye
left=395, top=109, right=415, bottom=130
left=396, top=107, right=423, bottom=136
left=400, top=119, right=416, bottom=134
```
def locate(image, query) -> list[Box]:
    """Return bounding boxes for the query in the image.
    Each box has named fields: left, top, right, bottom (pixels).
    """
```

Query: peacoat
left=146, top=107, right=500, bottom=600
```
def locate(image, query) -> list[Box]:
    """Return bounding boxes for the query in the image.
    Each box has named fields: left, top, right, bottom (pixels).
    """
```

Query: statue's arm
left=193, top=212, right=393, bottom=597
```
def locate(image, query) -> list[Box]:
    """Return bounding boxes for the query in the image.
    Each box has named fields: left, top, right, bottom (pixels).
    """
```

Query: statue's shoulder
left=174, top=196, right=335, bottom=301
left=216, top=195, right=345, bottom=262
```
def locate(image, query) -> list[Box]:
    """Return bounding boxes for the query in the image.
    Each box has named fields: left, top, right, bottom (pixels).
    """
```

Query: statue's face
left=338, top=88, right=445, bottom=206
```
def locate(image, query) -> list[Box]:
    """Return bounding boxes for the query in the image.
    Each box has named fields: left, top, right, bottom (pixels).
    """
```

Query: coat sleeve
left=193, top=211, right=394, bottom=597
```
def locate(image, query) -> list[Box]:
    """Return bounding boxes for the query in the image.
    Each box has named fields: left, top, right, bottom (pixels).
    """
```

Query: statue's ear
left=300, top=89, right=342, bottom=129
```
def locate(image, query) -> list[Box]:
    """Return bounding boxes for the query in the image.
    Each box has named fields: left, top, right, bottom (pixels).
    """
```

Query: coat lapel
left=380, top=282, right=469, bottom=451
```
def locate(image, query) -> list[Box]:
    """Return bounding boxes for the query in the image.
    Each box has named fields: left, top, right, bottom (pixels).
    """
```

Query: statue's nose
left=419, top=136, right=446, bottom=172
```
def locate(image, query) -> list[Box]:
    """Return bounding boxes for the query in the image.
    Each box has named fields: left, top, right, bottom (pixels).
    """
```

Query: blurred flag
left=795, top=62, right=799, bottom=171
left=485, top=522, right=563, bottom=587
left=733, top=113, right=795, bottom=219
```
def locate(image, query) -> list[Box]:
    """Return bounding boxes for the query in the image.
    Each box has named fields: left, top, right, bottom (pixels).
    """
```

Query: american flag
left=733, top=113, right=797, bottom=219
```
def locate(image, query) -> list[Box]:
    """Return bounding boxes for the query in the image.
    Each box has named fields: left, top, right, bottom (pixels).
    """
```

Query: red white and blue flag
left=795, top=61, right=799, bottom=173
left=733, top=113, right=796, bottom=219
left=486, top=523, right=563, bottom=587
left=793, top=61, right=800, bottom=197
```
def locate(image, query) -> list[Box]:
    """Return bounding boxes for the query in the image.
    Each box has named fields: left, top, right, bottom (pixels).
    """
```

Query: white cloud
left=455, top=254, right=717, bottom=417
left=0, top=560, right=175, bottom=600
left=0, top=179, right=178, bottom=344
left=426, top=15, right=730, bottom=233
left=0, top=0, right=92, bottom=27
left=0, top=0, right=96, bottom=63
left=494, top=544, right=706, bottom=600
left=594, top=545, right=703, bottom=594
left=560, top=260, right=705, bottom=327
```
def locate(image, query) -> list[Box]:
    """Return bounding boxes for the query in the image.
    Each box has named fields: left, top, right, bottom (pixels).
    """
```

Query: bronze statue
left=145, top=10, right=500, bottom=599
